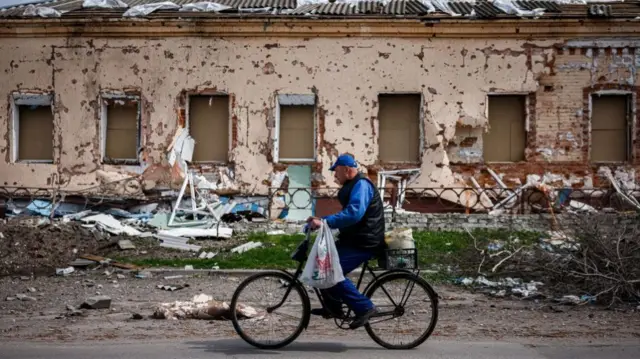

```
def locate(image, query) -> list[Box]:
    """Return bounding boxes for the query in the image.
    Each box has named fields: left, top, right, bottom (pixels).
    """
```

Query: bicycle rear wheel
left=364, top=272, right=439, bottom=349
left=230, top=271, right=310, bottom=349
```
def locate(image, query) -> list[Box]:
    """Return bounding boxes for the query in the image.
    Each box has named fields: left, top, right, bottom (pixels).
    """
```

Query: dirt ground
left=1, top=270, right=639, bottom=344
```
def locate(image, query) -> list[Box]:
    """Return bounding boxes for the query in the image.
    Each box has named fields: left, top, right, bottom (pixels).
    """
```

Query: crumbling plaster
left=0, top=35, right=638, bottom=195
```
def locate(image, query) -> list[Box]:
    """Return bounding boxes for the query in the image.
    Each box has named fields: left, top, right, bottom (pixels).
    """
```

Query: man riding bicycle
left=306, top=153, right=386, bottom=329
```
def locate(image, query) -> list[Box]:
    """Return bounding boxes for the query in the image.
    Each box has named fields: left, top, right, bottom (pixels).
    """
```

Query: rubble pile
left=153, top=293, right=260, bottom=320
left=0, top=219, right=103, bottom=276
left=454, top=214, right=640, bottom=305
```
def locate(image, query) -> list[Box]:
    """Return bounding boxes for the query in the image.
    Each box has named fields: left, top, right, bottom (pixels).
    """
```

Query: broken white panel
left=180, top=2, right=233, bottom=12
left=489, top=0, right=545, bottom=18
left=80, top=214, right=142, bottom=236
left=158, top=227, right=233, bottom=239
left=180, top=136, right=195, bottom=163
left=123, top=1, right=180, bottom=17
left=155, top=234, right=202, bottom=251
left=231, top=241, right=263, bottom=254
left=82, top=0, right=128, bottom=9
left=23, top=5, right=62, bottom=17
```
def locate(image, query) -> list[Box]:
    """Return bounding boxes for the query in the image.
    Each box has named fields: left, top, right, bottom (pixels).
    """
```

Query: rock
left=66, top=304, right=76, bottom=311
left=16, top=294, right=36, bottom=301
left=131, top=313, right=143, bottom=320
left=5, top=297, right=16, bottom=301
left=20, top=276, right=30, bottom=281
left=116, top=274, right=126, bottom=279
left=136, top=270, right=153, bottom=279
left=80, top=296, right=112, bottom=310
left=56, top=267, right=75, bottom=276
left=118, top=239, right=136, bottom=250
left=27, top=287, right=36, bottom=293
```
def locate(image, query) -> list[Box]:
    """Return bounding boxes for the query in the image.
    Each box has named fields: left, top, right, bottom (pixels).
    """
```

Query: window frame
left=99, top=92, right=142, bottom=165
left=588, top=90, right=635, bottom=164
left=483, top=92, right=530, bottom=163
left=274, top=94, right=317, bottom=163
left=10, top=92, right=55, bottom=164
left=376, top=91, right=424, bottom=164
left=185, top=92, right=231, bottom=165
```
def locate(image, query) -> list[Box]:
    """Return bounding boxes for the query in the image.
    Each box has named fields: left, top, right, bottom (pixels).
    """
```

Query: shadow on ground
left=186, top=339, right=389, bottom=355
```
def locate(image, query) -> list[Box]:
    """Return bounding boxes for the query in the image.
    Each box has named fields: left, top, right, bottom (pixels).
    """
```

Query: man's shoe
left=310, top=307, right=345, bottom=319
left=349, top=307, right=377, bottom=329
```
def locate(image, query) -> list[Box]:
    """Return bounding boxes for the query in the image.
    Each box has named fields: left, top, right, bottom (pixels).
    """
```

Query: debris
left=70, top=258, right=97, bottom=267
left=157, top=227, right=233, bottom=239
left=16, top=294, right=37, bottom=301
left=179, top=1, right=232, bottom=12
left=56, top=267, right=75, bottom=276
left=78, top=254, right=139, bottom=270
left=131, top=313, right=144, bottom=320
left=152, top=293, right=260, bottom=320
left=5, top=297, right=16, bottom=301
left=80, top=214, right=142, bottom=236
left=155, top=233, right=202, bottom=252
left=118, top=239, right=136, bottom=250
left=83, top=0, right=128, bottom=9
left=157, top=284, right=189, bottom=291
left=230, top=241, right=263, bottom=254
left=80, top=296, right=112, bottom=310
left=23, top=4, right=62, bottom=17
left=116, top=274, right=126, bottom=279
left=27, top=287, right=36, bottom=293
left=184, top=265, right=194, bottom=270
left=266, top=230, right=286, bottom=235
left=136, top=270, right=153, bottom=279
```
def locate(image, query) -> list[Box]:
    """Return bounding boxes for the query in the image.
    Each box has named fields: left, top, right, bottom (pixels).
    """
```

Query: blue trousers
left=321, top=245, right=375, bottom=315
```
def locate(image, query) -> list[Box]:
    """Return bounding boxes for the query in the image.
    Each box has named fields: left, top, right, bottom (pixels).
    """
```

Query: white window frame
left=185, top=92, right=231, bottom=164
left=483, top=91, right=531, bottom=164
left=377, top=91, right=424, bottom=163
left=100, top=93, right=142, bottom=165
left=588, top=90, right=635, bottom=163
left=274, top=94, right=317, bottom=163
left=10, top=92, right=54, bottom=164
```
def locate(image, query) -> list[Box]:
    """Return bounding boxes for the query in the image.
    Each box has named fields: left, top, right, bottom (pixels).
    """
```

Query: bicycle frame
left=267, top=233, right=422, bottom=323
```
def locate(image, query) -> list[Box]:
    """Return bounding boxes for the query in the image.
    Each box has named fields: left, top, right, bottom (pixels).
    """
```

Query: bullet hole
left=164, top=50, right=174, bottom=59
left=428, top=87, right=437, bottom=95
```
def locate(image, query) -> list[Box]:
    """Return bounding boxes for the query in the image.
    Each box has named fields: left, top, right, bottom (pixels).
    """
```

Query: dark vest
left=336, top=172, right=385, bottom=252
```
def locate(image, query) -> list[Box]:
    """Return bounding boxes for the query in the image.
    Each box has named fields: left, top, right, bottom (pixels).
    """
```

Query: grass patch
left=118, top=229, right=543, bottom=273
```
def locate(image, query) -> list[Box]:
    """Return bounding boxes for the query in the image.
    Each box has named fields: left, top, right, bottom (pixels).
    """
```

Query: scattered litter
left=56, top=267, right=75, bottom=276
left=184, top=265, right=194, bottom=270
left=267, top=230, right=286, bottom=235
left=80, top=296, right=112, bottom=309
left=136, top=270, right=153, bottom=279
left=5, top=297, right=16, bottom=301
left=157, top=284, right=189, bottom=291
left=155, top=233, right=202, bottom=252
left=27, top=287, right=36, bottom=293
left=116, top=274, right=126, bottom=279
left=198, top=251, right=217, bottom=259
left=79, top=255, right=139, bottom=270
left=231, top=241, right=263, bottom=254
left=455, top=276, right=544, bottom=299
left=131, top=313, right=144, bottom=320
left=180, top=2, right=232, bottom=12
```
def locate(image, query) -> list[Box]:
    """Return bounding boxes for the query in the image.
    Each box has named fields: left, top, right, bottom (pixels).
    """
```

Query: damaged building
left=1, top=0, right=640, bottom=219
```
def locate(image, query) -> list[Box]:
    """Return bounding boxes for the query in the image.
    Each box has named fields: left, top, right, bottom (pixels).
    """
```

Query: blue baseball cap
left=329, top=154, right=357, bottom=171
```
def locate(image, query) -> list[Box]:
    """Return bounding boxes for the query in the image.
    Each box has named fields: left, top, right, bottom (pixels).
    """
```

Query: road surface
left=1, top=339, right=639, bottom=359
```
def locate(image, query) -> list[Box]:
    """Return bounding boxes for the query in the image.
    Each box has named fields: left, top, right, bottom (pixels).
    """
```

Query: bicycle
left=229, top=231, right=439, bottom=350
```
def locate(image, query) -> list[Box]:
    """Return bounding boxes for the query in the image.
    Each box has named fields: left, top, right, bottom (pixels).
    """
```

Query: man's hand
left=306, top=216, right=322, bottom=230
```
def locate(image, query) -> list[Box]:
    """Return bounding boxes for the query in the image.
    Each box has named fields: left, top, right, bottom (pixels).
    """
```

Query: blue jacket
left=323, top=177, right=374, bottom=229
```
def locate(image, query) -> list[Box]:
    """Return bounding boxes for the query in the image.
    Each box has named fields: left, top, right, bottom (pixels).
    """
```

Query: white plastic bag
left=300, top=220, right=344, bottom=289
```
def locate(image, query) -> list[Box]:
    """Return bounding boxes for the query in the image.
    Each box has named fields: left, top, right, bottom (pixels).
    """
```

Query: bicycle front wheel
left=364, top=272, right=439, bottom=349
left=230, top=271, right=310, bottom=349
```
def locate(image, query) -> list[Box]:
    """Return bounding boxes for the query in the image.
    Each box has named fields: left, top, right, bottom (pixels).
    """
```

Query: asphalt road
left=1, top=339, right=640, bottom=359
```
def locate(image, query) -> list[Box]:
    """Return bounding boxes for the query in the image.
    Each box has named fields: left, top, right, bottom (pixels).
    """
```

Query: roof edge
left=0, top=17, right=639, bottom=39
